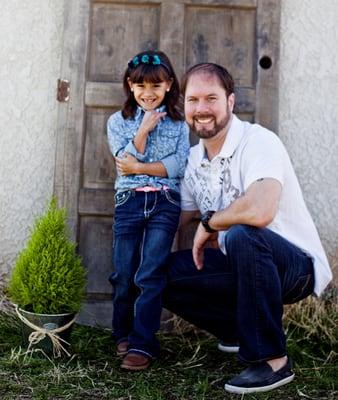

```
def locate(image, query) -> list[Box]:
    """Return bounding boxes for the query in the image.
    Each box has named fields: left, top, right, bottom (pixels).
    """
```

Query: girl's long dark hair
left=121, top=50, right=182, bottom=121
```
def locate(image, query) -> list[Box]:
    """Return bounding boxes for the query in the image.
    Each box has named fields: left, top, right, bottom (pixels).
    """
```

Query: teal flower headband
left=128, top=54, right=170, bottom=73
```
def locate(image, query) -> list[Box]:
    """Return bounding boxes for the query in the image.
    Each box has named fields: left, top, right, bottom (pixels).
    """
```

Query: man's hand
left=192, top=222, right=215, bottom=270
left=115, top=153, right=139, bottom=176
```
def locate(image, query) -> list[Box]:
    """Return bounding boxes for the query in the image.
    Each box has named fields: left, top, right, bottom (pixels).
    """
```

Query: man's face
left=184, top=73, right=234, bottom=139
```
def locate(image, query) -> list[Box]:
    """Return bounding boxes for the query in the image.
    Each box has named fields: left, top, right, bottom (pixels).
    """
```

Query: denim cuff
left=124, top=141, right=146, bottom=161
left=161, top=156, right=180, bottom=178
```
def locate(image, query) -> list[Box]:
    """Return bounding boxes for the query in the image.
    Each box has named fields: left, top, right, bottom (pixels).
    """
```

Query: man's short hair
left=181, top=63, right=235, bottom=97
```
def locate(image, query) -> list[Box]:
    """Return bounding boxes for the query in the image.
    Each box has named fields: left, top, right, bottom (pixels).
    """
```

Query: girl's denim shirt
left=107, top=106, right=190, bottom=193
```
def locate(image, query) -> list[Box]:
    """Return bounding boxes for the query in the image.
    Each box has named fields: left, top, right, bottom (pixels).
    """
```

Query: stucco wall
left=0, top=1, right=65, bottom=276
left=0, top=1, right=337, bottom=284
left=279, top=0, right=338, bottom=281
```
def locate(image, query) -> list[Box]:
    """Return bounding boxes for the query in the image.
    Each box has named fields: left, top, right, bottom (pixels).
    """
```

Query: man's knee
left=225, top=224, right=258, bottom=252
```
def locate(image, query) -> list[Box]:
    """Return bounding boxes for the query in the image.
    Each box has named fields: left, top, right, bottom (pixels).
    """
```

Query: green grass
left=0, top=293, right=337, bottom=400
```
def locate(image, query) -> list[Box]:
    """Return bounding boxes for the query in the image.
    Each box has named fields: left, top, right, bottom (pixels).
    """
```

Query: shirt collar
left=197, top=114, right=244, bottom=162
left=135, top=104, right=166, bottom=119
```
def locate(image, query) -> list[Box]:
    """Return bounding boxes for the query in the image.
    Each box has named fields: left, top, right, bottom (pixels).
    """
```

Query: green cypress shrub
left=8, top=198, right=86, bottom=314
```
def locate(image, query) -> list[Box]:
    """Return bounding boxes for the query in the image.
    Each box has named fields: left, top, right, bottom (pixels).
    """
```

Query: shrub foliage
left=8, top=198, right=86, bottom=314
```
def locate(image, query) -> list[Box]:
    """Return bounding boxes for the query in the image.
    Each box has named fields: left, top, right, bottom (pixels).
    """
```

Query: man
left=162, top=63, right=332, bottom=394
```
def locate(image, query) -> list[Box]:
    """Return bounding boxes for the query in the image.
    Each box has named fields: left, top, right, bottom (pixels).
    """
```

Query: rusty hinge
left=57, top=79, right=70, bottom=102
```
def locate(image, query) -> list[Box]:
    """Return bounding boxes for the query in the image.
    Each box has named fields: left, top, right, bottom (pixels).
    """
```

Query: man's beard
left=188, top=112, right=230, bottom=139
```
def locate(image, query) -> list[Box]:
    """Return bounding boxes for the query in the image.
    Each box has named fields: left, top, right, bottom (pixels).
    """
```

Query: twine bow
left=15, top=305, right=76, bottom=358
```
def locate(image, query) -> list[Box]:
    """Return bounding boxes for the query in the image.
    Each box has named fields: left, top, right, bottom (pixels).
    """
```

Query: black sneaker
left=224, top=358, right=295, bottom=394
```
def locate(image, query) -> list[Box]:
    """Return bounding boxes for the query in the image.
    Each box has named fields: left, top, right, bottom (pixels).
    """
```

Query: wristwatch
left=201, top=211, right=216, bottom=233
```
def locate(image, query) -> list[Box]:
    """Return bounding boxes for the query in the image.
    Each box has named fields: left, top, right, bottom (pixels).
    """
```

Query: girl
left=107, top=50, right=190, bottom=370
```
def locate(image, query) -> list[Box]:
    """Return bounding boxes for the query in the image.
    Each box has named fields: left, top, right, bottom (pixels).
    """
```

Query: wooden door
left=55, top=0, right=280, bottom=327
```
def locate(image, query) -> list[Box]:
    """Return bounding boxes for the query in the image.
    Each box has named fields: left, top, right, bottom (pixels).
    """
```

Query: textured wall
left=0, top=1, right=337, bottom=284
left=279, top=0, right=338, bottom=281
left=0, top=1, right=65, bottom=276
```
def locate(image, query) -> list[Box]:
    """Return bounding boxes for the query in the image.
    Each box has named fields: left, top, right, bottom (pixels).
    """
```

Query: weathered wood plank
left=98, top=0, right=257, bottom=6
left=78, top=216, right=113, bottom=294
left=79, top=188, right=115, bottom=216
left=159, top=2, right=185, bottom=79
left=89, top=2, right=161, bottom=82
left=185, top=5, right=255, bottom=86
left=255, top=0, right=281, bottom=132
left=54, top=0, right=91, bottom=239
left=85, top=82, right=123, bottom=107
left=83, top=107, right=116, bottom=189
left=86, top=81, right=255, bottom=113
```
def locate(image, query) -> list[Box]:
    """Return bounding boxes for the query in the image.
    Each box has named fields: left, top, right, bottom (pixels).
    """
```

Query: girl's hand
left=115, top=154, right=140, bottom=176
left=139, top=110, right=167, bottom=135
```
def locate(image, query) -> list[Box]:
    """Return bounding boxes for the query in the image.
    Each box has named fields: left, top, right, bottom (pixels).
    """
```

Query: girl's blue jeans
left=163, top=224, right=314, bottom=363
left=109, top=189, right=181, bottom=358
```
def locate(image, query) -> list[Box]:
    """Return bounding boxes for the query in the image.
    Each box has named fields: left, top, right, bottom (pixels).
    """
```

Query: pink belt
left=135, top=185, right=169, bottom=192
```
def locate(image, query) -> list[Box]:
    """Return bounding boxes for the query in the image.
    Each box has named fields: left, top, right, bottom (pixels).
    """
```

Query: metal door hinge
left=57, top=79, right=70, bottom=102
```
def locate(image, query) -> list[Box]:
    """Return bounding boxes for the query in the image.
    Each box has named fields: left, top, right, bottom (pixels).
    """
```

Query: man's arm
left=210, top=178, right=282, bottom=230
left=193, top=178, right=282, bottom=269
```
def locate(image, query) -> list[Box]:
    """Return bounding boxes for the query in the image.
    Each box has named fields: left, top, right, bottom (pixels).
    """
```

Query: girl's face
left=128, top=79, right=172, bottom=111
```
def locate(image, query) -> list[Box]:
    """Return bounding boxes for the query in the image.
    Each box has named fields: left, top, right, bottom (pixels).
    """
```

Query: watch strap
left=201, top=210, right=216, bottom=233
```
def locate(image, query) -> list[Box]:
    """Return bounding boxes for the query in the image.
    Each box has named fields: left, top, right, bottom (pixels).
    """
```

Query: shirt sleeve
left=160, top=122, right=190, bottom=178
left=123, top=141, right=147, bottom=161
left=241, top=128, right=286, bottom=190
left=107, top=112, right=146, bottom=161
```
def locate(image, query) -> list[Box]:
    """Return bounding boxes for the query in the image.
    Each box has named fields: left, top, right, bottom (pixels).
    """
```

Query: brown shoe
left=116, top=341, right=129, bottom=356
left=121, top=352, right=151, bottom=371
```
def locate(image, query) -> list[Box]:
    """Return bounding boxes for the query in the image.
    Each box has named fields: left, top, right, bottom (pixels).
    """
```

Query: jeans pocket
left=164, top=190, right=181, bottom=208
left=283, top=274, right=313, bottom=304
left=114, top=190, right=131, bottom=207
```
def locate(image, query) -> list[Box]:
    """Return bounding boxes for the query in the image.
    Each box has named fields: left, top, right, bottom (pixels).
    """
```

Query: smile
left=141, top=98, right=157, bottom=103
left=193, top=116, right=214, bottom=124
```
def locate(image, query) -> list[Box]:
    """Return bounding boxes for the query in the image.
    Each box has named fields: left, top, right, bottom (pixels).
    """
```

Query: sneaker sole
left=224, top=373, right=295, bottom=394
left=217, top=343, right=239, bottom=353
left=121, top=362, right=151, bottom=371
left=116, top=350, right=128, bottom=357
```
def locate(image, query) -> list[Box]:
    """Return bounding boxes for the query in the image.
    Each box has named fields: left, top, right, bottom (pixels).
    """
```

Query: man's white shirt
left=181, top=115, right=332, bottom=296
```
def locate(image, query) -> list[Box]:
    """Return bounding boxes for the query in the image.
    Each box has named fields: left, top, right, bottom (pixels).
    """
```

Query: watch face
left=202, top=211, right=214, bottom=221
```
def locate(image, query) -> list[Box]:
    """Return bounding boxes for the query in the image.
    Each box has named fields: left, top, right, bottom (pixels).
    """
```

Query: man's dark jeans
left=163, top=224, right=314, bottom=363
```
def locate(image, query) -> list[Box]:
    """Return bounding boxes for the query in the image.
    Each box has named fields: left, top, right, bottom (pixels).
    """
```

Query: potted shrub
left=7, top=198, right=86, bottom=357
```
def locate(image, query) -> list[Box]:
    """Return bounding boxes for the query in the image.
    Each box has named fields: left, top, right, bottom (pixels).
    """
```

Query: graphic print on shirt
left=186, top=156, right=242, bottom=213
left=222, top=159, right=242, bottom=208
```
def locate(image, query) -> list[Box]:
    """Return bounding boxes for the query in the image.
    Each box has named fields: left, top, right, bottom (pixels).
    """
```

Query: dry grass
left=283, top=285, right=338, bottom=347
left=0, top=274, right=20, bottom=332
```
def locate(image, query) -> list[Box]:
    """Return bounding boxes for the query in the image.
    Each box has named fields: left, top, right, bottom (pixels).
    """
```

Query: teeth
left=195, top=117, right=213, bottom=124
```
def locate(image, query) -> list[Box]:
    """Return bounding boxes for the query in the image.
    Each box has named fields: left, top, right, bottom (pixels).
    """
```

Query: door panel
left=83, top=108, right=116, bottom=189
left=55, top=0, right=280, bottom=327
left=185, top=6, right=255, bottom=86
left=89, top=3, right=161, bottom=82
